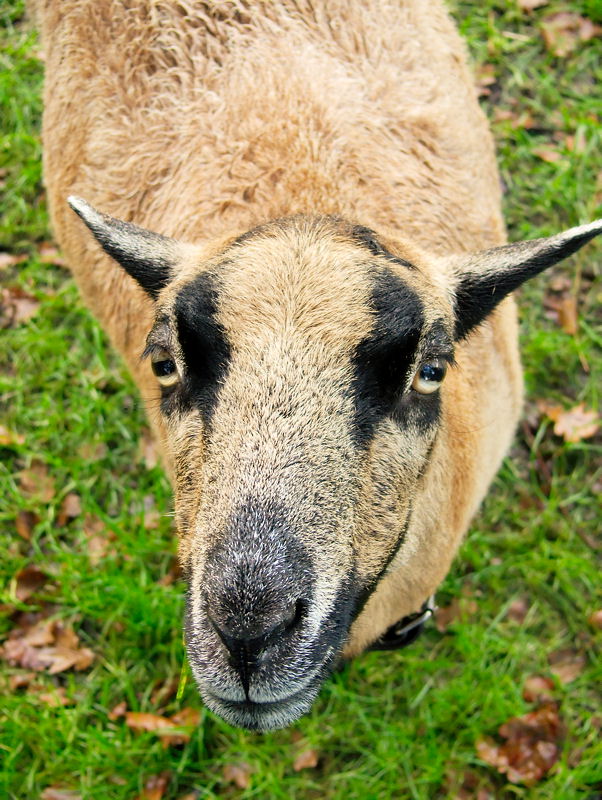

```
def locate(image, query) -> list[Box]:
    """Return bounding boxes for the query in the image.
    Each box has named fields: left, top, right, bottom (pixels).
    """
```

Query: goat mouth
left=202, top=680, right=322, bottom=731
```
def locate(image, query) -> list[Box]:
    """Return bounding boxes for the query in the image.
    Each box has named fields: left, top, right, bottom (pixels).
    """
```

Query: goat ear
left=67, top=196, right=181, bottom=299
left=452, top=220, right=602, bottom=340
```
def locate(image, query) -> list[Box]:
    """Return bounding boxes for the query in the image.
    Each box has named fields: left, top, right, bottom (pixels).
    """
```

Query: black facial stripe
left=351, top=225, right=414, bottom=269
left=173, top=270, right=231, bottom=425
left=350, top=268, right=425, bottom=448
left=351, top=509, right=415, bottom=624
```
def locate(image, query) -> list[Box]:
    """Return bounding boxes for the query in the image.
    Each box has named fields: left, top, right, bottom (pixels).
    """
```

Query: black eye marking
left=173, top=270, right=232, bottom=426
left=351, top=269, right=425, bottom=447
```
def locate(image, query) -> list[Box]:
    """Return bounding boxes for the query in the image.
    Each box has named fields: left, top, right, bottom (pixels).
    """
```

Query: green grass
left=1, top=1, right=601, bottom=798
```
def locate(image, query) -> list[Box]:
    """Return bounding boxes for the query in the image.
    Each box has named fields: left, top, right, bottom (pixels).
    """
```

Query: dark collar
left=368, top=595, right=436, bottom=651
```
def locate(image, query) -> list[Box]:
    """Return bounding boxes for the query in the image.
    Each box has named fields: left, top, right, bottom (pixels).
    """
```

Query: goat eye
left=412, top=359, right=447, bottom=394
left=151, top=349, right=179, bottom=387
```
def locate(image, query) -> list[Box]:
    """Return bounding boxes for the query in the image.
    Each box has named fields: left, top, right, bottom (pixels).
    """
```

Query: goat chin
left=37, top=0, right=602, bottom=728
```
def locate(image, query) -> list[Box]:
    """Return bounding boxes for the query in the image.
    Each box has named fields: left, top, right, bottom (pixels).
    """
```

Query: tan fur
left=37, top=1, right=521, bottom=679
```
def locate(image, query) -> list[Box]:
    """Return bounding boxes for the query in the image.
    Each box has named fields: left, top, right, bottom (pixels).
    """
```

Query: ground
left=0, top=1, right=601, bottom=798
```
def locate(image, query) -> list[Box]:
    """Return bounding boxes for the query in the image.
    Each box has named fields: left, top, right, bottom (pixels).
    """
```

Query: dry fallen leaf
left=1, top=617, right=95, bottom=674
left=108, top=701, right=128, bottom=720
left=223, top=762, right=253, bottom=789
left=9, top=670, right=36, bottom=690
left=0, top=286, right=40, bottom=327
left=556, top=296, right=578, bottom=336
left=538, top=401, right=600, bottom=443
left=0, top=252, right=28, bottom=270
left=588, top=609, right=602, bottom=629
left=18, top=461, right=56, bottom=503
left=507, top=598, right=530, bottom=623
left=136, top=772, right=171, bottom=800
left=56, top=493, right=82, bottom=526
left=37, top=243, right=67, bottom=268
left=518, top=0, right=548, bottom=10
left=41, top=788, right=82, bottom=800
left=125, top=708, right=199, bottom=747
left=0, top=425, right=25, bottom=447
left=541, top=12, right=602, bottom=57
left=82, top=514, right=116, bottom=565
left=522, top=675, right=556, bottom=704
left=474, top=63, right=496, bottom=97
left=15, top=564, right=48, bottom=602
left=532, top=146, right=562, bottom=163
left=477, top=704, right=564, bottom=785
left=548, top=649, right=586, bottom=684
left=15, top=510, right=39, bottom=540
left=125, top=711, right=177, bottom=734
left=38, top=685, right=73, bottom=707
left=170, top=707, right=201, bottom=727
left=293, top=748, right=320, bottom=771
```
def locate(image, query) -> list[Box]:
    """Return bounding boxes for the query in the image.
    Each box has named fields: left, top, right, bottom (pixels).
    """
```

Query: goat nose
left=210, top=599, right=302, bottom=657
left=209, top=600, right=304, bottom=698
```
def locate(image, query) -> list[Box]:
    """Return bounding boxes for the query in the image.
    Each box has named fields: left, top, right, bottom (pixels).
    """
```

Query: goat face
left=68, top=198, right=602, bottom=729
left=155, top=217, right=452, bottom=730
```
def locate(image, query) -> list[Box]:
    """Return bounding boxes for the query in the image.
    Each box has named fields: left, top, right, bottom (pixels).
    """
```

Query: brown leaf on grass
left=125, top=708, right=199, bottom=747
left=15, top=510, right=39, bottom=540
left=493, top=108, right=535, bottom=130
left=150, top=676, right=180, bottom=707
left=41, top=789, right=82, bottom=800
left=56, top=493, right=82, bottom=526
left=0, top=286, right=40, bottom=327
left=532, top=146, right=562, bottom=163
left=38, top=685, right=73, bottom=707
left=548, top=649, right=586, bottom=684
left=588, top=609, right=602, bottom=629
left=537, top=401, right=600, bottom=442
left=477, top=704, right=564, bottom=785
left=170, top=707, right=201, bottom=727
left=556, top=296, right=578, bottom=336
left=0, top=252, right=28, bottom=270
left=1, top=618, right=95, bottom=674
left=507, top=598, right=530, bottom=623
left=474, top=63, right=496, bottom=97
left=18, top=461, right=56, bottom=503
left=9, top=670, right=36, bottom=690
left=37, top=243, right=67, bottom=268
left=523, top=675, right=556, bottom=703
left=541, top=12, right=602, bottom=57
left=83, top=514, right=116, bottom=565
left=0, top=425, right=25, bottom=447
left=293, top=748, right=320, bottom=771
left=108, top=701, right=128, bottom=720
left=223, top=762, right=253, bottom=789
left=77, top=440, right=108, bottom=461
left=125, top=711, right=177, bottom=733
left=518, top=0, right=548, bottom=10
left=135, top=772, right=171, bottom=800
left=15, top=564, right=48, bottom=602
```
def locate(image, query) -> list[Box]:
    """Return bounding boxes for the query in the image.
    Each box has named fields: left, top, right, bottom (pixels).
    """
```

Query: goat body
left=36, top=0, right=601, bottom=729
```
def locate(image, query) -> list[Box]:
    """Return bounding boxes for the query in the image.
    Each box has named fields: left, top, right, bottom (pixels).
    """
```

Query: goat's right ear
left=67, top=196, right=181, bottom=299
left=450, top=220, right=602, bottom=340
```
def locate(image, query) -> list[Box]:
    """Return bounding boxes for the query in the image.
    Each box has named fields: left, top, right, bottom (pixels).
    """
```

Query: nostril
left=209, top=598, right=307, bottom=657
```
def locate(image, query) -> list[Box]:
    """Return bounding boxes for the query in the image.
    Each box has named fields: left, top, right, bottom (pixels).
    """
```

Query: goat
left=36, top=0, right=601, bottom=730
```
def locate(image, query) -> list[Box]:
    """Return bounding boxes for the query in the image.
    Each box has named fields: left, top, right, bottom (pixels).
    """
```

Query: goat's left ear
left=68, top=196, right=183, bottom=299
left=451, top=220, right=602, bottom=340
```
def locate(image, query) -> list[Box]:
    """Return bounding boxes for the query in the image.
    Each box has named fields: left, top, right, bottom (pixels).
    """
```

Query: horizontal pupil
left=153, top=359, right=176, bottom=377
left=420, top=364, right=444, bottom=382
